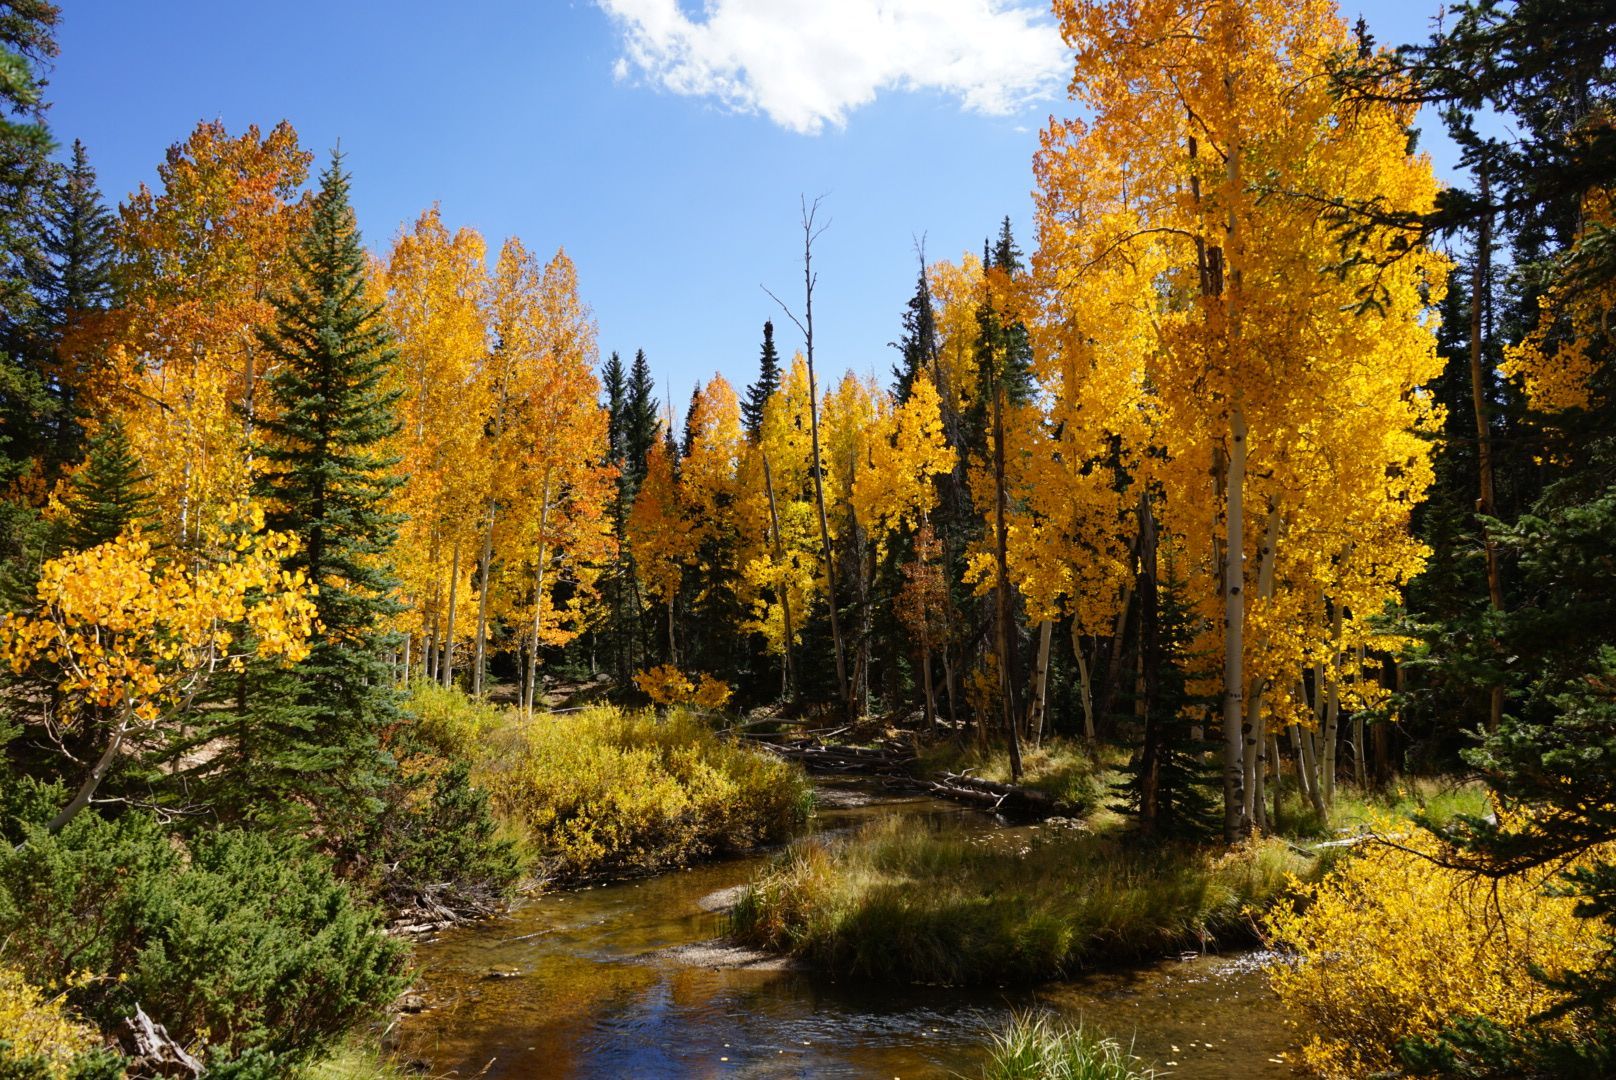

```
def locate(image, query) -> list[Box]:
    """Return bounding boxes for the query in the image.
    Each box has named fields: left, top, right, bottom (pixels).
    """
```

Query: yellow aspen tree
left=498, top=248, right=612, bottom=715
left=736, top=355, right=822, bottom=684
left=821, top=371, right=882, bottom=713
left=1041, top=0, right=1446, bottom=836
left=626, top=436, right=687, bottom=665
left=850, top=373, right=954, bottom=725
left=378, top=207, right=491, bottom=687
left=0, top=504, right=315, bottom=835
left=104, top=121, right=312, bottom=548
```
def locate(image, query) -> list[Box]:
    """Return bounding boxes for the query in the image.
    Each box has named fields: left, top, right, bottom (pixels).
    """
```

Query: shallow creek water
left=394, top=779, right=1299, bottom=1078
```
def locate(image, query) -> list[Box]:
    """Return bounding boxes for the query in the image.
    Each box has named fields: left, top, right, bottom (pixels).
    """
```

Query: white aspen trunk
left=1222, top=407, right=1250, bottom=841
left=524, top=473, right=553, bottom=718
left=1074, top=628, right=1097, bottom=741
left=1029, top=619, right=1054, bottom=745
left=1323, top=603, right=1343, bottom=804
left=474, top=504, right=496, bottom=698
left=441, top=540, right=461, bottom=689
left=1241, top=503, right=1280, bottom=825
left=761, top=453, right=795, bottom=696
left=402, top=634, right=412, bottom=688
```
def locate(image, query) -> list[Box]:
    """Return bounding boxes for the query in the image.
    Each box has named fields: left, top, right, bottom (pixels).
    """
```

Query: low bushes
left=0, top=811, right=408, bottom=1070
left=473, top=704, right=814, bottom=881
left=731, top=815, right=1312, bottom=985
left=979, top=1014, right=1158, bottom=1080
left=1264, top=821, right=1605, bottom=1078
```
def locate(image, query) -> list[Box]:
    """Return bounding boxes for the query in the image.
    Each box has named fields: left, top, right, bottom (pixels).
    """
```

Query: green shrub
left=369, top=732, right=524, bottom=917
left=477, top=705, right=813, bottom=880
left=980, top=1014, right=1158, bottom=1080
left=405, top=682, right=502, bottom=760
left=732, top=816, right=1313, bottom=985
left=0, top=812, right=408, bottom=1067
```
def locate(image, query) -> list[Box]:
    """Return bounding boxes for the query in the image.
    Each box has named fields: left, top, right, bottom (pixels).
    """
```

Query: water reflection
left=395, top=781, right=1297, bottom=1078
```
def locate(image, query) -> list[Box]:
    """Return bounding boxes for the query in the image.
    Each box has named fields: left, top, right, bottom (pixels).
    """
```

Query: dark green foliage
left=232, top=151, right=405, bottom=842
left=602, top=349, right=626, bottom=464
left=891, top=268, right=937, bottom=403
left=1113, top=571, right=1220, bottom=840
left=29, top=139, right=116, bottom=470
left=623, top=347, right=659, bottom=486
left=369, top=734, right=522, bottom=918
left=58, top=420, right=149, bottom=550
left=0, top=1044, right=122, bottom=1080
left=0, top=811, right=407, bottom=1066
left=741, top=319, right=781, bottom=440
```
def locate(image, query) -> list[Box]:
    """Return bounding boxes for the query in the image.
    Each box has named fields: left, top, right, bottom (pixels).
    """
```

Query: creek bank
left=392, top=777, right=1298, bottom=1079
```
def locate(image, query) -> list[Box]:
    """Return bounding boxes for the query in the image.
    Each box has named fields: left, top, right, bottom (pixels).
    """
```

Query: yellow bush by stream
left=414, top=692, right=814, bottom=881
left=1264, top=822, right=1604, bottom=1078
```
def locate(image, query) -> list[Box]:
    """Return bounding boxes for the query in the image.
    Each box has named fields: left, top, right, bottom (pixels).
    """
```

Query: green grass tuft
left=732, top=815, right=1316, bottom=985
left=979, top=1014, right=1160, bottom=1080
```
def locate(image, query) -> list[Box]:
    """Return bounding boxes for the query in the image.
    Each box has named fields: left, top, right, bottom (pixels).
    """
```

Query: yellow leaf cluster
left=1266, top=822, right=1606, bottom=1078
left=0, top=966, right=103, bottom=1078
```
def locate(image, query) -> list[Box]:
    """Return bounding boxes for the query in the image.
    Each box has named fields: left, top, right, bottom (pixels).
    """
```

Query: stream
left=393, top=778, right=1300, bottom=1078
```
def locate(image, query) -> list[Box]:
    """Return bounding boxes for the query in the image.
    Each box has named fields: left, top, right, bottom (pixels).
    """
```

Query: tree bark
left=441, top=539, right=461, bottom=689
left=991, top=384, right=1023, bottom=780
left=474, top=504, right=496, bottom=697
left=1137, top=491, right=1162, bottom=828
left=1222, top=407, right=1249, bottom=841
left=523, top=473, right=553, bottom=717
left=1028, top=619, right=1054, bottom=745
left=761, top=452, right=795, bottom=697
left=1469, top=165, right=1505, bottom=731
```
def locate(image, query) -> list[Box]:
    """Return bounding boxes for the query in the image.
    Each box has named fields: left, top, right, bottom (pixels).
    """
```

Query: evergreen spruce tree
left=1113, top=565, right=1220, bottom=840
left=741, top=320, right=780, bottom=440
left=623, top=348, right=659, bottom=488
left=31, top=139, right=115, bottom=471
left=235, top=151, right=405, bottom=846
left=59, top=421, right=149, bottom=551
left=891, top=269, right=938, bottom=402
left=602, top=349, right=626, bottom=466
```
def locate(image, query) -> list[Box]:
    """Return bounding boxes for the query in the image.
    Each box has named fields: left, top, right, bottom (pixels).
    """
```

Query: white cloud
left=597, top=0, right=1069, bottom=134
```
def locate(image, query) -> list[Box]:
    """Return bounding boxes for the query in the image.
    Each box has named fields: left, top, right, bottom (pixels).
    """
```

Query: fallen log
left=928, top=772, right=1067, bottom=817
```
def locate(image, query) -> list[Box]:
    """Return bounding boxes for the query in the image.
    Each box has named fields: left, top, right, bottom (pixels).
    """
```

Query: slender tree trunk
left=991, top=385, right=1023, bottom=780
left=1028, top=619, right=1054, bottom=745
left=402, top=633, right=412, bottom=688
left=778, top=197, right=849, bottom=711
left=43, top=705, right=132, bottom=837
left=1469, top=165, right=1505, bottom=731
left=1137, top=492, right=1162, bottom=828
left=1322, top=602, right=1343, bottom=805
left=1241, top=503, right=1280, bottom=826
left=1222, top=407, right=1250, bottom=841
left=474, top=504, right=496, bottom=697
left=1074, top=629, right=1097, bottom=740
left=762, top=453, right=795, bottom=697
left=524, top=474, right=553, bottom=718
left=1093, top=579, right=1135, bottom=737
left=442, top=540, right=461, bottom=689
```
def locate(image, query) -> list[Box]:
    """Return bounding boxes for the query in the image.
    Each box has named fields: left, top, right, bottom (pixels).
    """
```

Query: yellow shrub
left=0, top=966, right=103, bottom=1076
left=633, top=663, right=693, bottom=704
left=474, top=706, right=810, bottom=879
left=633, top=665, right=733, bottom=710
left=1265, top=824, right=1604, bottom=1078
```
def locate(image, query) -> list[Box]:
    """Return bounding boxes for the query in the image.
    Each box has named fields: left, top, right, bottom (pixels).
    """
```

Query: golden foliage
left=1265, top=824, right=1605, bottom=1078
left=0, top=967, right=103, bottom=1077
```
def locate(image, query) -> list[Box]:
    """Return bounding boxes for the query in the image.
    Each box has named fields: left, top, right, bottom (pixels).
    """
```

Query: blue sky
left=50, top=0, right=1463, bottom=417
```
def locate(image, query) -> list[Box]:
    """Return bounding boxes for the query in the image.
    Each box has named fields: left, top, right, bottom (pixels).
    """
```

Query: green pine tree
left=59, top=421, right=149, bottom=551
left=235, top=151, right=405, bottom=847
left=623, top=347, right=659, bottom=488
left=741, top=319, right=781, bottom=441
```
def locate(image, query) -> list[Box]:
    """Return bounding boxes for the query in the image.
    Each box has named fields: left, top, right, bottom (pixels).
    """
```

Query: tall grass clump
left=731, top=816, right=1314, bottom=985
left=980, top=1014, right=1158, bottom=1080
left=477, top=705, right=814, bottom=880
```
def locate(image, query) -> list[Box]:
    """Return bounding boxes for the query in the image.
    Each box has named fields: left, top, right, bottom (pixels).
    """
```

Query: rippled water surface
left=395, top=780, right=1299, bottom=1078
